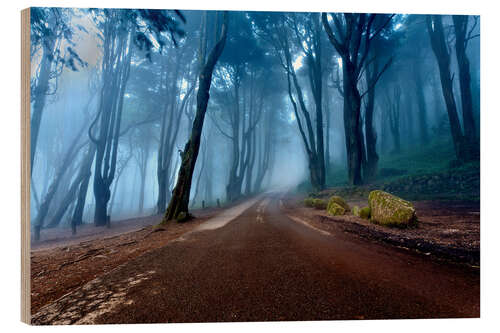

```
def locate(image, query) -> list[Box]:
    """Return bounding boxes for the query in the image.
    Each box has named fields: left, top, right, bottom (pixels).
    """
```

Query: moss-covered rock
left=312, top=198, right=327, bottom=210
left=359, top=206, right=371, bottom=219
left=304, top=197, right=328, bottom=210
left=352, top=205, right=360, bottom=216
left=327, top=201, right=345, bottom=216
left=304, top=197, right=315, bottom=207
left=328, top=195, right=350, bottom=211
left=368, top=190, right=417, bottom=227
left=176, top=211, right=189, bottom=223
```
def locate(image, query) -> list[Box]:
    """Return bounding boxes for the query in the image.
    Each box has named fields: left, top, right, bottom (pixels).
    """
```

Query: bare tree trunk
left=157, top=55, right=180, bottom=213
left=412, top=64, right=429, bottom=144
left=253, top=108, right=273, bottom=192
left=322, top=13, right=394, bottom=185
left=138, top=165, right=147, bottom=213
left=427, top=15, right=468, bottom=162
left=90, top=23, right=133, bottom=225
left=191, top=140, right=207, bottom=207
left=162, top=12, right=228, bottom=223
left=290, top=14, right=325, bottom=190
left=137, top=143, right=150, bottom=214
left=70, top=144, right=96, bottom=232
left=387, top=87, right=401, bottom=154
left=453, top=15, right=478, bottom=159
left=32, top=126, right=87, bottom=240
left=109, top=152, right=133, bottom=216
left=343, top=61, right=364, bottom=185
left=281, top=32, right=324, bottom=191
left=47, top=144, right=96, bottom=228
left=363, top=64, right=378, bottom=181
left=31, top=38, right=56, bottom=174
left=324, top=95, right=331, bottom=174
left=156, top=58, right=194, bottom=213
left=245, top=122, right=257, bottom=195
left=226, top=79, right=242, bottom=202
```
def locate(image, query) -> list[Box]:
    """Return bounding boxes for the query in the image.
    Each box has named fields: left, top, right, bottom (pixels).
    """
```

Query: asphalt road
left=32, top=193, right=479, bottom=324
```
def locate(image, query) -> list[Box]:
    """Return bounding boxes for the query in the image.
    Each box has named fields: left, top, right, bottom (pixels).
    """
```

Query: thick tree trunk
left=343, top=61, right=364, bottom=185
left=93, top=180, right=110, bottom=225
left=156, top=170, right=168, bottom=213
left=162, top=12, right=228, bottom=223
left=322, top=13, right=394, bottom=186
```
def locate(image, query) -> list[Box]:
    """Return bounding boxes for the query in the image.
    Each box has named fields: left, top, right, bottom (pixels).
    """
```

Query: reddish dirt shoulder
left=31, top=209, right=218, bottom=313
left=283, top=196, right=479, bottom=266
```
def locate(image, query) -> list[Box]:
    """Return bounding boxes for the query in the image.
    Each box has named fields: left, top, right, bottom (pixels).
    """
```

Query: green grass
left=377, top=139, right=456, bottom=180
left=299, top=138, right=479, bottom=202
left=325, top=138, right=457, bottom=187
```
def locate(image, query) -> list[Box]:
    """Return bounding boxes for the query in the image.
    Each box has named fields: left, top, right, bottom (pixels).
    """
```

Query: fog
left=30, top=9, right=480, bottom=237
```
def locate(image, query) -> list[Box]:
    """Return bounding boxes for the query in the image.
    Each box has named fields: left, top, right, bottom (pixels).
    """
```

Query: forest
left=29, top=8, right=479, bottom=239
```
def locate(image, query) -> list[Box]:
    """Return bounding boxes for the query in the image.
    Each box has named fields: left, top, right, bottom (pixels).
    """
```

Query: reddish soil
left=30, top=208, right=219, bottom=313
left=284, top=196, right=480, bottom=266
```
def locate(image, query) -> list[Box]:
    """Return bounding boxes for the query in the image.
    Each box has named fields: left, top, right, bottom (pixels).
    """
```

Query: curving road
left=32, top=193, right=479, bottom=325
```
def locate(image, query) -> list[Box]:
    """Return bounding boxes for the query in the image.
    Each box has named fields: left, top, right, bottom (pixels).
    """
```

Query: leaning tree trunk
left=70, top=144, right=96, bottom=232
left=32, top=129, right=87, bottom=240
left=46, top=144, right=96, bottom=229
left=162, top=12, right=228, bottom=223
left=31, top=38, right=56, bottom=175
